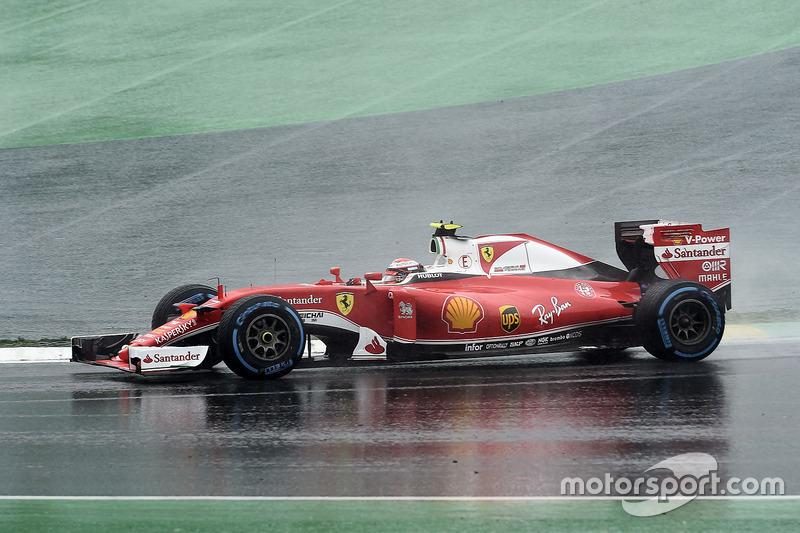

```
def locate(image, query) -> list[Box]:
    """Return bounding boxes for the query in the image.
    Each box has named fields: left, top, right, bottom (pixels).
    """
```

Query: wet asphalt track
left=1, top=338, right=798, bottom=497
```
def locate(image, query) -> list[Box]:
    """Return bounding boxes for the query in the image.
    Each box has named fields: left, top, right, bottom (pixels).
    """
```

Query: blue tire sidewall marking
left=657, top=285, right=723, bottom=359
left=235, top=300, right=279, bottom=326
left=657, top=286, right=695, bottom=316
left=674, top=337, right=719, bottom=358
left=231, top=328, right=259, bottom=373
left=180, top=292, right=215, bottom=305
left=232, top=300, right=304, bottom=375
left=657, top=317, right=673, bottom=349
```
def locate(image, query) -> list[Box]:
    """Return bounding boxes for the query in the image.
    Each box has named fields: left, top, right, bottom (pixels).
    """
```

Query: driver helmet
left=382, top=258, right=425, bottom=283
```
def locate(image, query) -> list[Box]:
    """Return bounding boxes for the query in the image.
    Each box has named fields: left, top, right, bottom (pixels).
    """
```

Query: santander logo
left=364, top=336, right=385, bottom=355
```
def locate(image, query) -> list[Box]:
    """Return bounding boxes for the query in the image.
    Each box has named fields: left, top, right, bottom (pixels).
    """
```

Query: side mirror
left=364, top=272, right=382, bottom=294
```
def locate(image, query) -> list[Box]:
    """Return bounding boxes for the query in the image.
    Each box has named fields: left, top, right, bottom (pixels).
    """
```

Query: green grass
left=0, top=498, right=798, bottom=532
left=3, top=0, right=800, bottom=148
left=0, top=337, right=69, bottom=348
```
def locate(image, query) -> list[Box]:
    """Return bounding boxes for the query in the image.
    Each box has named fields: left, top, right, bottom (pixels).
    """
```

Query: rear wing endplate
left=615, top=220, right=731, bottom=310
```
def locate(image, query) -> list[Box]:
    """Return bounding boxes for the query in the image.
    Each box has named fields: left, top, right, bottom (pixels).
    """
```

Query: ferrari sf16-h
left=72, top=220, right=731, bottom=379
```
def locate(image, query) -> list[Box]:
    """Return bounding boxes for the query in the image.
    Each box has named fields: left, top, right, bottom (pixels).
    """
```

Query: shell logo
left=442, top=295, right=484, bottom=334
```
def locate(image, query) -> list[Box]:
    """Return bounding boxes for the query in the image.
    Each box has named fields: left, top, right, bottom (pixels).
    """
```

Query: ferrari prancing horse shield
left=337, top=292, right=354, bottom=316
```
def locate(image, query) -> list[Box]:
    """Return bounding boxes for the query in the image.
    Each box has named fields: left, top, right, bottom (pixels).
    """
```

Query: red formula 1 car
left=72, top=220, right=731, bottom=379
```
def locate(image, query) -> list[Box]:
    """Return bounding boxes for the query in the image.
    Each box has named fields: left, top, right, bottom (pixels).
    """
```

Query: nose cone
left=118, top=345, right=130, bottom=363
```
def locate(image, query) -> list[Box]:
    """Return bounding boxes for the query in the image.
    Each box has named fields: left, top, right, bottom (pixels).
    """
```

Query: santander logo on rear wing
left=615, top=220, right=732, bottom=310
left=646, top=222, right=730, bottom=290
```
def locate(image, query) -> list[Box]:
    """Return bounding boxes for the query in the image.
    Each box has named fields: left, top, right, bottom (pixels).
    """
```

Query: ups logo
left=499, top=305, right=520, bottom=333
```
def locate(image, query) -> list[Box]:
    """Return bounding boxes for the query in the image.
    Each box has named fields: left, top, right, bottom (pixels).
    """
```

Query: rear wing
left=615, top=220, right=731, bottom=310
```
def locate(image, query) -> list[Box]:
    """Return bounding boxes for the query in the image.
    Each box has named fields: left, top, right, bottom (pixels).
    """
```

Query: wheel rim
left=668, top=298, right=711, bottom=346
left=243, top=313, right=291, bottom=362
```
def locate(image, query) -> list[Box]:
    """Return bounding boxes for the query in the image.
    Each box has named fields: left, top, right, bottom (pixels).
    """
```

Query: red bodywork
left=72, top=220, right=731, bottom=375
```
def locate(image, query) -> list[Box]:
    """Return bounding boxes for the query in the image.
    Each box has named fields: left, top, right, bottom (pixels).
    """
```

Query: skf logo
left=336, top=292, right=354, bottom=316
left=499, top=305, right=520, bottom=333
left=480, top=246, right=494, bottom=262
left=442, top=295, right=484, bottom=334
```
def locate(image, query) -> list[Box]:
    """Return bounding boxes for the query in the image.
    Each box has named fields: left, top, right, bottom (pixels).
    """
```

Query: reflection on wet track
left=1, top=340, right=798, bottom=497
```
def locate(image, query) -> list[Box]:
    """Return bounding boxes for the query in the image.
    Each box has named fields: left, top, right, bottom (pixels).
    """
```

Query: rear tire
left=635, top=280, right=724, bottom=362
left=218, top=295, right=305, bottom=379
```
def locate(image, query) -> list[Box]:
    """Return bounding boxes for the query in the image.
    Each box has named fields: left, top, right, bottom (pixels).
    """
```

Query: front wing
left=72, top=334, right=208, bottom=374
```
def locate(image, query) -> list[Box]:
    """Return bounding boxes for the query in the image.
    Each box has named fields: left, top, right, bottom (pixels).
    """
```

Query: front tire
left=635, top=280, right=725, bottom=362
left=151, top=284, right=217, bottom=329
left=151, top=284, right=221, bottom=367
left=218, top=295, right=305, bottom=379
